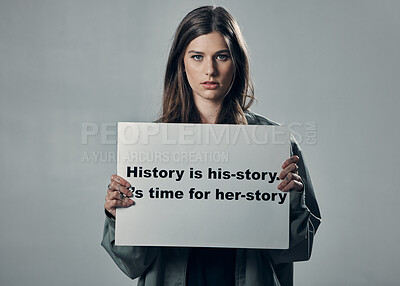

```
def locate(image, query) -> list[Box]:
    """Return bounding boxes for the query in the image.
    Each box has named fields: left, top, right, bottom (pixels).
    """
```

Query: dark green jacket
left=101, top=111, right=321, bottom=286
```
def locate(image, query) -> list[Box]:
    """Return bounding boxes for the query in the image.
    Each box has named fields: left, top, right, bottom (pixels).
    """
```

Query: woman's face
left=183, top=31, right=234, bottom=106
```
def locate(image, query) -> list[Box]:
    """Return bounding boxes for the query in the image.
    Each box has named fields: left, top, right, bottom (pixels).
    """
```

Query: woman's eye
left=191, top=55, right=203, bottom=61
left=216, top=54, right=229, bottom=61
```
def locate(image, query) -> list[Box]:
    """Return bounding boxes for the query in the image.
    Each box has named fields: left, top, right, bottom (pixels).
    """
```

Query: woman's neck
left=194, top=97, right=222, bottom=124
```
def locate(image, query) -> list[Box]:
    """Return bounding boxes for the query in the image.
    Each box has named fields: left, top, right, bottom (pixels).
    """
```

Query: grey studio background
left=1, top=0, right=399, bottom=285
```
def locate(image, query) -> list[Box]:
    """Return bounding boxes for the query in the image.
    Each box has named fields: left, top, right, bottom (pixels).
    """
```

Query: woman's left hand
left=277, top=155, right=304, bottom=192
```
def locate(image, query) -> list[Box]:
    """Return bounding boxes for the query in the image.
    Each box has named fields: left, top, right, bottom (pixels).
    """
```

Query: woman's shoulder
left=245, top=110, right=302, bottom=152
left=244, top=110, right=280, bottom=126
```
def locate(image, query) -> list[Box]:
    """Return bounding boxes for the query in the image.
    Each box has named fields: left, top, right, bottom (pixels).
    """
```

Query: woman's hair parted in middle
left=159, top=6, right=255, bottom=124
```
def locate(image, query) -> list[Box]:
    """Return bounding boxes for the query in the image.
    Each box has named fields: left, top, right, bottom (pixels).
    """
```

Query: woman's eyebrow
left=187, top=49, right=230, bottom=54
left=187, top=50, right=204, bottom=54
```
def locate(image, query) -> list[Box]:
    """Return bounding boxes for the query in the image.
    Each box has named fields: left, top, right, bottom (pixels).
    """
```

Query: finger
left=277, top=173, right=300, bottom=190
left=281, top=155, right=299, bottom=169
left=111, top=174, right=131, bottom=188
left=107, top=190, right=135, bottom=203
left=281, top=179, right=303, bottom=192
left=279, top=162, right=299, bottom=180
left=277, top=173, right=303, bottom=191
left=108, top=181, right=133, bottom=197
left=107, top=189, right=135, bottom=203
left=277, top=172, right=299, bottom=190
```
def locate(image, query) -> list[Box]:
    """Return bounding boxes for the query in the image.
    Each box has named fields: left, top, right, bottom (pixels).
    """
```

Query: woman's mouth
left=202, top=81, right=219, bottom=90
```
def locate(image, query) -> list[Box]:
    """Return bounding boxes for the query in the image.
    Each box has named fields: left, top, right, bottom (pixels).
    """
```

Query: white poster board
left=115, top=123, right=290, bottom=249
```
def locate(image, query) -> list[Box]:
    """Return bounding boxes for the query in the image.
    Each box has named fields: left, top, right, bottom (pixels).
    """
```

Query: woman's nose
left=205, top=58, right=217, bottom=76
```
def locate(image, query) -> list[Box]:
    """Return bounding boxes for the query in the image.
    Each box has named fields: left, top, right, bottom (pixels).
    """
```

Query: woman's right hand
left=105, top=174, right=135, bottom=218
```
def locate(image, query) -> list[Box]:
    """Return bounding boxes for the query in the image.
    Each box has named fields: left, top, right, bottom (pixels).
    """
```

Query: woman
left=102, top=6, right=321, bottom=286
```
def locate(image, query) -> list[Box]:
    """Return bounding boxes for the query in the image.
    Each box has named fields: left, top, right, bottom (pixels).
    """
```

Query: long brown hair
left=159, top=6, right=255, bottom=124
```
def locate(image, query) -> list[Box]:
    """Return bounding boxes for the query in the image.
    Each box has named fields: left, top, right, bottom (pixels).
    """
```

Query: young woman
left=102, top=6, right=321, bottom=286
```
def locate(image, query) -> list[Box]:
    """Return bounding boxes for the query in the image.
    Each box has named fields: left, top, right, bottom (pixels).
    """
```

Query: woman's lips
left=202, top=82, right=219, bottom=90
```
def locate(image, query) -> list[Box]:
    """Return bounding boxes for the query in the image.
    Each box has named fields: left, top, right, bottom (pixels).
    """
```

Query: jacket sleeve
left=266, top=136, right=321, bottom=264
left=101, top=215, right=159, bottom=279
